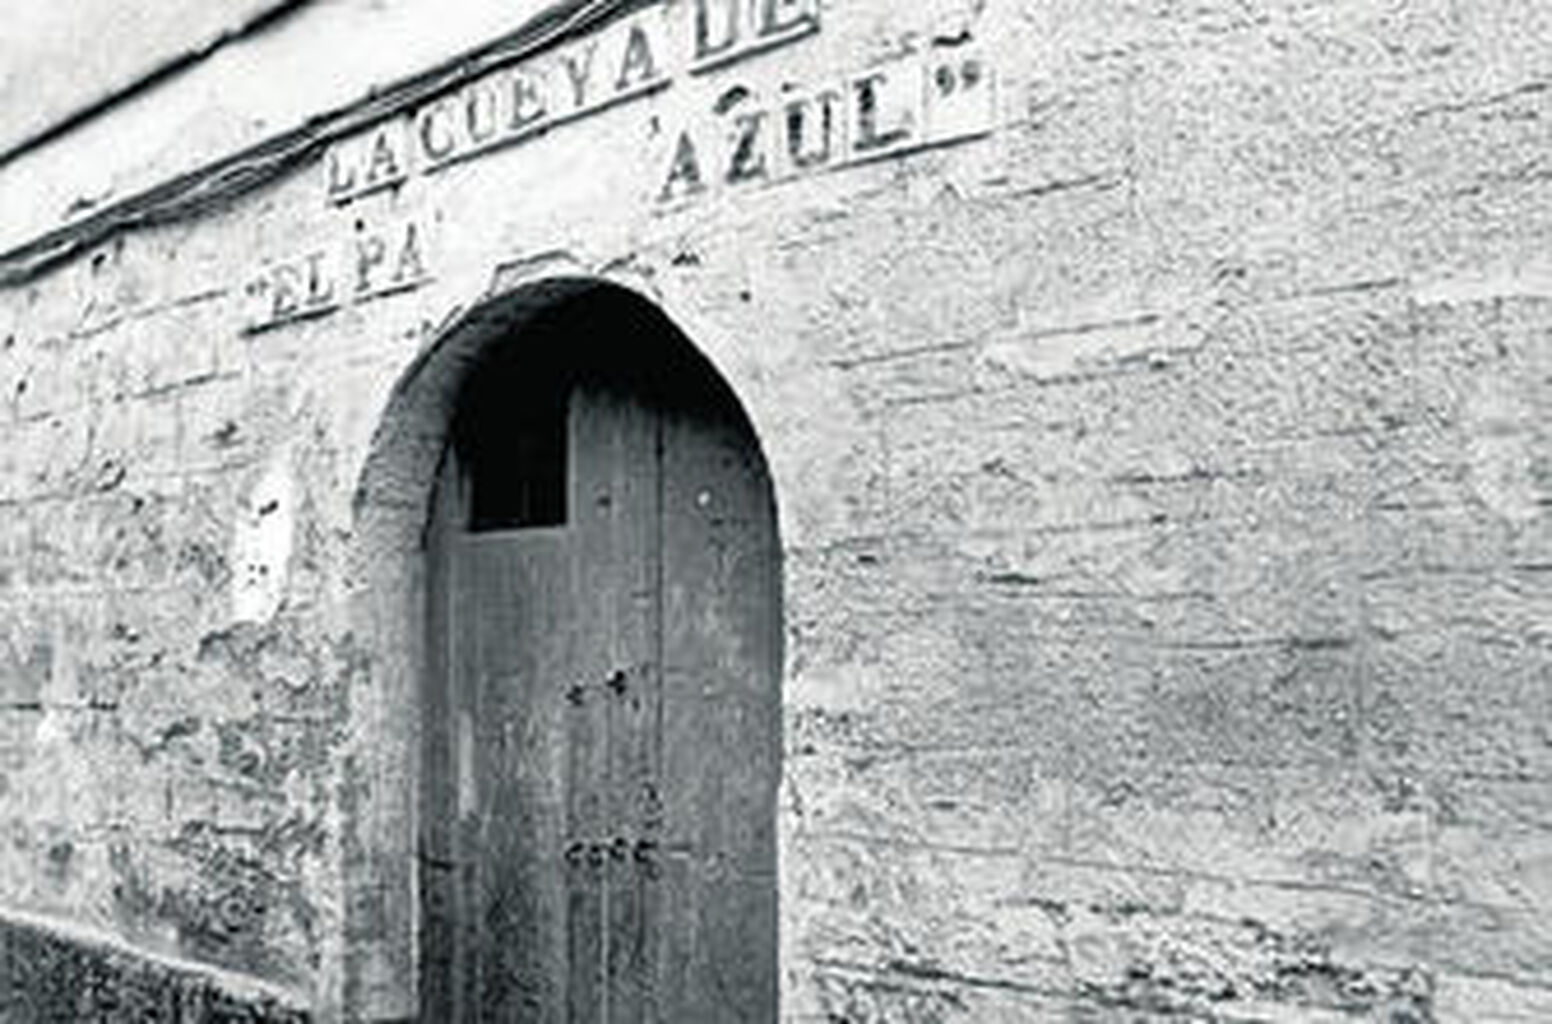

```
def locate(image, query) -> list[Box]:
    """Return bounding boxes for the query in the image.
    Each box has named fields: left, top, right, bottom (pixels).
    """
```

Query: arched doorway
left=418, top=285, right=781, bottom=1021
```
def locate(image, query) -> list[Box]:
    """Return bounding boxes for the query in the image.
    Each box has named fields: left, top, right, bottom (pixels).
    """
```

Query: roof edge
left=0, top=0, right=647, bottom=288
left=0, top=0, right=314, bottom=171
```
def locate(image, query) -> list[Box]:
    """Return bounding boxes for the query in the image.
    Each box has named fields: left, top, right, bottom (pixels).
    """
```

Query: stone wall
left=1, top=0, right=1549, bottom=1020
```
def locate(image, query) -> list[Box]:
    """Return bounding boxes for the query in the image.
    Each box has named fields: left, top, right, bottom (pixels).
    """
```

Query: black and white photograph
left=0, top=0, right=1548, bottom=1020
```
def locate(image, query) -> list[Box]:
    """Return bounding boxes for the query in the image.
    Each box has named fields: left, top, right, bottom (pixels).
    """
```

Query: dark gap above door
left=453, top=334, right=572, bottom=532
left=449, top=287, right=754, bottom=532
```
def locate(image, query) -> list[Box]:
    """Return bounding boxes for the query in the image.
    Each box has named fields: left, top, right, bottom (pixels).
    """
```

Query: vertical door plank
left=420, top=451, right=461, bottom=1023
left=658, top=375, right=781, bottom=1023
left=479, top=533, right=573, bottom=1021
left=571, top=372, right=663, bottom=1024
left=455, top=528, right=573, bottom=1021
left=449, top=535, right=483, bottom=1023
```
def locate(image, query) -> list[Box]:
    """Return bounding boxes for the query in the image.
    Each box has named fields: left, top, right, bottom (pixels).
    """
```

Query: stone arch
left=341, top=275, right=783, bottom=1020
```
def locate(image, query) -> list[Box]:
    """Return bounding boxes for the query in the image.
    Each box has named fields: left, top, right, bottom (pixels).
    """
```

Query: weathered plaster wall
left=0, top=0, right=570, bottom=253
left=2, top=0, right=1550, bottom=1021
left=0, top=0, right=300, bottom=160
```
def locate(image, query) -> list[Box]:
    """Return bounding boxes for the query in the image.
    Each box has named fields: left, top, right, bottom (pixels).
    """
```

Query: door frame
left=342, top=275, right=785, bottom=1022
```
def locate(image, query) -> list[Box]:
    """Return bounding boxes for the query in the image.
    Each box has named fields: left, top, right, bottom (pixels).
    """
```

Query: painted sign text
left=658, top=47, right=997, bottom=204
left=325, top=0, right=818, bottom=204
left=244, top=217, right=431, bottom=333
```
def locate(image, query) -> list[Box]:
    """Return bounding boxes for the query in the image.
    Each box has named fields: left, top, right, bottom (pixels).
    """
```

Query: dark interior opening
left=453, top=330, right=572, bottom=532
left=463, top=386, right=568, bottom=531
left=449, top=286, right=748, bottom=532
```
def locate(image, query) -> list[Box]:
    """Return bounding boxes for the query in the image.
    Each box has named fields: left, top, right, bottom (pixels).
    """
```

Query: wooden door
left=421, top=295, right=780, bottom=1022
